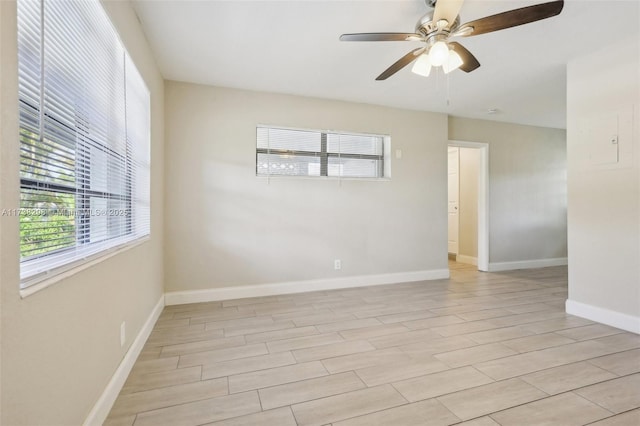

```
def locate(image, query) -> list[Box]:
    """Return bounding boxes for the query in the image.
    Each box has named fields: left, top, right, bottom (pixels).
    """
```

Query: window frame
left=17, top=0, right=151, bottom=291
left=255, top=125, right=391, bottom=180
left=19, top=101, right=135, bottom=263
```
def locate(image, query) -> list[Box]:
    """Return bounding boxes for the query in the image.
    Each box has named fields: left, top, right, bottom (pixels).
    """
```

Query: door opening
left=448, top=147, right=460, bottom=258
left=448, top=141, right=489, bottom=272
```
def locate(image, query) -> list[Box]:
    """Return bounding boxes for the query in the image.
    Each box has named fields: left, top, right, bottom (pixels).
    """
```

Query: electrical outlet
left=334, top=259, right=341, bottom=270
left=120, top=321, right=126, bottom=347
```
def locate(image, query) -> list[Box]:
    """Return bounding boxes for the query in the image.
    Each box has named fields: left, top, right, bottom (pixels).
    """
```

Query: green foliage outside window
left=19, top=128, right=76, bottom=259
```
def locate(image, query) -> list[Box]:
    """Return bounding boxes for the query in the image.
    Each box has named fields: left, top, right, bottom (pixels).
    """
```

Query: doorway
left=448, top=147, right=460, bottom=257
left=448, top=141, right=489, bottom=272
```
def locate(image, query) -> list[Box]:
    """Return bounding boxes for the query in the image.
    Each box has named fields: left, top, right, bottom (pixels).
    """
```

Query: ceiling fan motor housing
left=415, top=11, right=460, bottom=37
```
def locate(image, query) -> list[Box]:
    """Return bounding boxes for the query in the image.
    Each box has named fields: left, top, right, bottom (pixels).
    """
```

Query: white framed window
left=256, top=126, right=390, bottom=178
left=17, top=0, right=150, bottom=287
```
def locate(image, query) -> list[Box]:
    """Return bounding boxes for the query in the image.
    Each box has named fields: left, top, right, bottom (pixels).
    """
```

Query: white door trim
left=447, top=147, right=460, bottom=255
left=448, top=140, right=490, bottom=272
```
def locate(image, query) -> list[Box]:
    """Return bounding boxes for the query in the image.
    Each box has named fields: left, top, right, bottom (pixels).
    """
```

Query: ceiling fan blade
left=457, top=0, right=564, bottom=37
left=449, top=42, right=480, bottom=72
left=433, top=0, right=465, bottom=28
left=340, top=33, right=421, bottom=42
left=376, top=48, right=425, bottom=80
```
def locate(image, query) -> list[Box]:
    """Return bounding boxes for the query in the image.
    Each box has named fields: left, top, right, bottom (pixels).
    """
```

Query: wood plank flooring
left=105, top=262, right=640, bottom=426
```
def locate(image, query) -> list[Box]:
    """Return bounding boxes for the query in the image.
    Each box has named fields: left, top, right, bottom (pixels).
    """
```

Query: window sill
left=256, top=175, right=392, bottom=182
left=19, top=237, right=150, bottom=299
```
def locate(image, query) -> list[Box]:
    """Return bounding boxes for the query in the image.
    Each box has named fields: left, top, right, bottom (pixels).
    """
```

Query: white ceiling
left=131, top=0, right=640, bottom=129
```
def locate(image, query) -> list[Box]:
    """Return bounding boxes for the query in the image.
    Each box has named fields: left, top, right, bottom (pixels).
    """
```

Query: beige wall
left=0, top=1, right=165, bottom=424
left=449, top=117, right=567, bottom=264
left=458, top=147, right=479, bottom=259
left=164, top=81, right=448, bottom=292
left=566, top=37, right=640, bottom=321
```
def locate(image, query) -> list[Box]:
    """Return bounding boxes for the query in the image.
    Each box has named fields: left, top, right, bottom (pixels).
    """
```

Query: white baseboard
left=165, top=269, right=450, bottom=306
left=566, top=299, right=640, bottom=334
left=83, top=295, right=165, bottom=426
left=488, top=257, right=567, bottom=272
left=456, top=255, right=478, bottom=266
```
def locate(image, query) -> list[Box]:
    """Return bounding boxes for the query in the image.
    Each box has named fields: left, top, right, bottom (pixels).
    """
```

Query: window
left=256, top=127, right=389, bottom=178
left=17, top=0, right=150, bottom=287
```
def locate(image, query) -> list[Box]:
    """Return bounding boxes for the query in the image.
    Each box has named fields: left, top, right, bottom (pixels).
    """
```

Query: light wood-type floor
left=105, top=262, right=640, bottom=426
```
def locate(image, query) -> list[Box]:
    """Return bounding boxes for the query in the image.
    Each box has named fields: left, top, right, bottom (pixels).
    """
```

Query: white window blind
left=256, top=127, right=387, bottom=178
left=17, top=0, right=150, bottom=287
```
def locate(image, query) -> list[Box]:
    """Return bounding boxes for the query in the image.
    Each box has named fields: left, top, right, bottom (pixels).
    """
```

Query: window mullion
left=124, top=50, right=133, bottom=236
left=379, top=138, right=385, bottom=178
left=320, top=132, right=328, bottom=177
left=76, top=117, right=90, bottom=246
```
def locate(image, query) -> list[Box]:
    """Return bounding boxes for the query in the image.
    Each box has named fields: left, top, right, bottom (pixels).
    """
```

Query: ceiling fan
left=340, top=0, right=564, bottom=80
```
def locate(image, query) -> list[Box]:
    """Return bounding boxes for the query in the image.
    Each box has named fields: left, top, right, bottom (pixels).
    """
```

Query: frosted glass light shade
left=443, top=50, right=463, bottom=74
left=429, top=41, right=449, bottom=66
left=411, top=54, right=432, bottom=77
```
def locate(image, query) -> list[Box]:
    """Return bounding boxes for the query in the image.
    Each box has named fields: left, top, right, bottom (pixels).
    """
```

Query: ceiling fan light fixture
left=411, top=53, right=432, bottom=77
left=443, top=49, right=463, bottom=74
left=428, top=40, right=449, bottom=66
